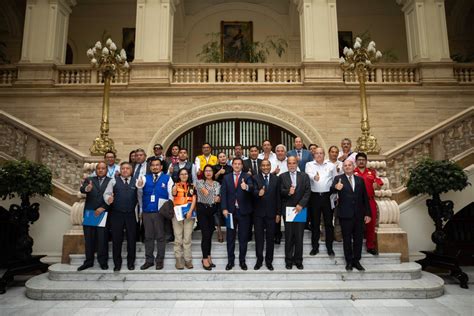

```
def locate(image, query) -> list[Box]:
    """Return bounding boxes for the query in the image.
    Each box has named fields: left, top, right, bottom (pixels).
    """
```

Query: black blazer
left=252, top=173, right=281, bottom=217
left=330, top=174, right=371, bottom=219
left=220, top=172, right=254, bottom=215
left=80, top=176, right=111, bottom=211
left=243, top=158, right=262, bottom=175
left=279, top=171, right=311, bottom=209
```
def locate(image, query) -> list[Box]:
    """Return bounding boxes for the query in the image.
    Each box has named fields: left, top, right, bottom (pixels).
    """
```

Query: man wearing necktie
left=287, top=137, right=312, bottom=173
left=221, top=158, right=254, bottom=271
left=331, top=160, right=371, bottom=272
left=243, top=145, right=262, bottom=176
left=134, top=148, right=147, bottom=179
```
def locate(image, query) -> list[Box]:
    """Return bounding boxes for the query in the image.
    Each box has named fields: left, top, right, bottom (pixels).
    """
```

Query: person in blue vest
left=136, top=157, right=174, bottom=270
left=103, top=162, right=139, bottom=271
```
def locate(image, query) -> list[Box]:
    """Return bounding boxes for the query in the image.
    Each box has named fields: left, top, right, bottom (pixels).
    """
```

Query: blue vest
left=142, top=173, right=170, bottom=213
left=112, top=177, right=138, bottom=213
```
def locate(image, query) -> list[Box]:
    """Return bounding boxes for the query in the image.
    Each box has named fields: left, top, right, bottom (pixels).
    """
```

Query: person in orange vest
left=354, top=152, right=384, bottom=255
left=194, top=143, right=218, bottom=180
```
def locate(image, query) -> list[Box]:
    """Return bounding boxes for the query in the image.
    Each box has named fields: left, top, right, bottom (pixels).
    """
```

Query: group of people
left=78, top=137, right=383, bottom=273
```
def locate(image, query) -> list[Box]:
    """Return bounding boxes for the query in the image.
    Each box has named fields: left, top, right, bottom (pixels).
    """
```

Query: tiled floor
left=0, top=282, right=472, bottom=316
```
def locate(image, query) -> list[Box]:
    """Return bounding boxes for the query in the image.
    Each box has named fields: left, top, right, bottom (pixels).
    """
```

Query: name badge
left=150, top=195, right=156, bottom=202
left=161, top=183, right=166, bottom=188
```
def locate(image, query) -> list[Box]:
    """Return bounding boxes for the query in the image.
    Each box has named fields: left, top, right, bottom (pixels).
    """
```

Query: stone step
left=25, top=271, right=444, bottom=300
left=69, top=252, right=400, bottom=266
left=48, top=262, right=422, bottom=281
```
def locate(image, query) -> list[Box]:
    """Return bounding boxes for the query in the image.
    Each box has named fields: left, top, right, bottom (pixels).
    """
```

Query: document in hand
left=83, top=209, right=108, bottom=227
left=174, top=203, right=195, bottom=221
left=285, top=207, right=307, bottom=223
left=225, top=213, right=234, bottom=230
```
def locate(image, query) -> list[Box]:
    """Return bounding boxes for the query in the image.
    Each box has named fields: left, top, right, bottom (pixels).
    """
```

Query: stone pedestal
left=418, top=62, right=457, bottom=85
left=61, top=233, right=84, bottom=264
left=376, top=227, right=409, bottom=262
left=128, top=62, right=171, bottom=86
left=302, top=62, right=344, bottom=85
left=14, top=63, right=56, bottom=87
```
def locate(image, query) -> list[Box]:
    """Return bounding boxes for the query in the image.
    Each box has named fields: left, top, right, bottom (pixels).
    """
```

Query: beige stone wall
left=0, top=86, right=472, bottom=161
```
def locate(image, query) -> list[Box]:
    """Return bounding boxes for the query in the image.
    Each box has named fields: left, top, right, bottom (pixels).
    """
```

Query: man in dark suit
left=287, top=137, right=312, bottom=172
left=331, top=160, right=371, bottom=272
left=252, top=159, right=281, bottom=271
left=221, top=158, right=254, bottom=271
left=243, top=145, right=262, bottom=175
left=78, top=162, right=111, bottom=271
left=280, top=156, right=311, bottom=270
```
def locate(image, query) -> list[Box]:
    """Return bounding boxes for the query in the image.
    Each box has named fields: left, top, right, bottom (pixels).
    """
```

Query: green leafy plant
left=196, top=32, right=222, bottom=63
left=406, top=158, right=469, bottom=197
left=0, top=159, right=53, bottom=201
left=356, top=31, right=398, bottom=62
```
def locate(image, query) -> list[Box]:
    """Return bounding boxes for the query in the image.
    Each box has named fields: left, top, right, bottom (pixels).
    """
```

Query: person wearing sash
left=194, top=143, right=218, bottom=179
left=338, top=138, right=357, bottom=163
left=135, top=158, right=173, bottom=270
left=171, top=168, right=197, bottom=269
left=196, top=165, right=221, bottom=270
left=78, top=162, right=111, bottom=271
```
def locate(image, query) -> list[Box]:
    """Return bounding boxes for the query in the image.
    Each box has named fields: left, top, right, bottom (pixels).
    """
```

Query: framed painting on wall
left=220, top=21, right=253, bottom=62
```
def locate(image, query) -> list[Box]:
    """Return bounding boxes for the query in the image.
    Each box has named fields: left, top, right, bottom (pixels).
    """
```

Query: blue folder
left=285, top=207, right=307, bottom=223
left=83, top=209, right=107, bottom=227
left=225, top=213, right=234, bottom=230
left=180, top=203, right=196, bottom=218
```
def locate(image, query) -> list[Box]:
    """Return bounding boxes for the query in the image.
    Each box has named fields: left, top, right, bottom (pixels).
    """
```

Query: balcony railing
left=0, top=65, right=18, bottom=86
left=454, top=63, right=474, bottom=84
left=56, top=65, right=129, bottom=85
left=343, top=63, right=420, bottom=84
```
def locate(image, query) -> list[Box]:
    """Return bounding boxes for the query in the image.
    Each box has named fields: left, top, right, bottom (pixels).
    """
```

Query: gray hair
left=275, top=144, right=287, bottom=152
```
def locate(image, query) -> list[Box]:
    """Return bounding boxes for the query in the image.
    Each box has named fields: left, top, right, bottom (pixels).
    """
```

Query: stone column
left=397, top=0, right=455, bottom=84
left=293, top=0, right=342, bottom=84
left=16, top=0, right=76, bottom=86
left=130, top=0, right=178, bottom=85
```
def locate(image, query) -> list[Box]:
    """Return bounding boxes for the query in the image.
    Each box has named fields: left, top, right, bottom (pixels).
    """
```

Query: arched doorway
left=167, top=119, right=297, bottom=158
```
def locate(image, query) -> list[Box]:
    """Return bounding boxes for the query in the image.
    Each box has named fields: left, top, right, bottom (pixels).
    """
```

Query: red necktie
left=234, top=173, right=240, bottom=188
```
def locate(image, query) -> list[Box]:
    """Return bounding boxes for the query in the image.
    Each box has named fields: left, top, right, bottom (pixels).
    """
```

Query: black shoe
left=140, top=262, right=154, bottom=270
left=310, top=248, right=319, bottom=256
left=240, top=262, right=248, bottom=271
left=285, top=263, right=292, bottom=270
left=127, top=264, right=135, bottom=271
left=100, top=264, right=108, bottom=270
left=202, top=260, right=212, bottom=271
left=296, top=263, right=304, bottom=270
left=367, top=249, right=378, bottom=255
left=210, top=262, right=216, bottom=268
left=345, top=264, right=353, bottom=271
left=266, top=263, right=274, bottom=271
left=274, top=237, right=281, bottom=245
left=305, top=225, right=312, bottom=231
left=77, top=264, right=93, bottom=271
left=327, top=249, right=335, bottom=257
left=254, top=262, right=262, bottom=270
left=114, top=266, right=121, bottom=272
left=156, top=262, right=164, bottom=270
left=353, top=262, right=365, bottom=271
left=225, top=263, right=234, bottom=271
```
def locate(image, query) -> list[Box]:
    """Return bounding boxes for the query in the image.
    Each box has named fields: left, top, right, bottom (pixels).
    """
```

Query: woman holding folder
left=196, top=165, right=221, bottom=270
left=171, top=169, right=197, bottom=269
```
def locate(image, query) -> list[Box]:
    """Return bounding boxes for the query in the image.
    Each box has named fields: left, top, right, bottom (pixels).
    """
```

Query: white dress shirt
left=338, top=151, right=357, bottom=163
left=258, top=151, right=277, bottom=167
left=346, top=174, right=355, bottom=191
left=289, top=171, right=297, bottom=187
left=305, top=160, right=337, bottom=193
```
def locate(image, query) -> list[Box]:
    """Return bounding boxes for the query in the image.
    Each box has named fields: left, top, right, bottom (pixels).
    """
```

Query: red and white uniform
left=354, top=167, right=384, bottom=250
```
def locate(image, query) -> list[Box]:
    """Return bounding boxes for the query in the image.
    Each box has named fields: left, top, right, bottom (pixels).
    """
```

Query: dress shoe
left=77, top=264, right=93, bottom=271
left=202, top=260, right=212, bottom=271
left=127, top=264, right=135, bottom=271
left=327, top=249, right=335, bottom=257
left=345, top=264, right=353, bottom=271
left=155, top=262, right=164, bottom=270
left=296, top=263, right=304, bottom=270
left=285, top=263, right=293, bottom=270
left=367, top=249, right=378, bottom=256
left=254, top=262, right=262, bottom=270
left=310, top=248, right=319, bottom=256
left=140, top=262, right=154, bottom=270
left=240, top=262, right=248, bottom=271
left=353, top=262, right=365, bottom=271
left=114, top=266, right=121, bottom=272
left=225, top=263, right=234, bottom=271
left=100, top=264, right=109, bottom=270
left=266, top=263, right=274, bottom=271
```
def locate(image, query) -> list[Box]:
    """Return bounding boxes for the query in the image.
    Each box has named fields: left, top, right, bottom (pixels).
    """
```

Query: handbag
left=159, top=200, right=175, bottom=220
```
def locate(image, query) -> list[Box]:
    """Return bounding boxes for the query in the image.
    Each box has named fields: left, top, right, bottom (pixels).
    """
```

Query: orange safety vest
left=173, top=182, right=195, bottom=206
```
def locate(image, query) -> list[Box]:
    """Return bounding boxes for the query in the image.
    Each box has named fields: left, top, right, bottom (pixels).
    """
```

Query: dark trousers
left=284, top=221, right=305, bottom=265
left=254, top=215, right=275, bottom=264
left=226, top=210, right=251, bottom=264
left=143, top=211, right=167, bottom=264
left=339, top=217, right=364, bottom=264
left=110, top=212, right=137, bottom=268
left=83, top=224, right=109, bottom=266
left=310, top=192, right=334, bottom=250
left=197, top=203, right=216, bottom=258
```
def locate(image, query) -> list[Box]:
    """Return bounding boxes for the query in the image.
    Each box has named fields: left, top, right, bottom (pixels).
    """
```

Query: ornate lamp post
left=86, top=38, right=129, bottom=156
left=339, top=37, right=382, bottom=154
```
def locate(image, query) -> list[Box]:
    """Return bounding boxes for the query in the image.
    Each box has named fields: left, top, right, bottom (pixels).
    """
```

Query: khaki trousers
left=172, top=217, right=195, bottom=262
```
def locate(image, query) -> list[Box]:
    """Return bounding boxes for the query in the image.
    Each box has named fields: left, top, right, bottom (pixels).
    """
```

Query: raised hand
left=108, top=193, right=114, bottom=204
left=137, top=176, right=144, bottom=187
left=314, top=171, right=320, bottom=182
left=364, top=216, right=371, bottom=224
left=258, top=186, right=265, bottom=197
left=240, top=178, right=248, bottom=190
left=172, top=184, right=177, bottom=196
left=289, top=185, right=295, bottom=196
left=201, top=187, right=209, bottom=196
left=274, top=165, right=280, bottom=174
left=85, top=179, right=93, bottom=192
left=335, top=178, right=343, bottom=191
left=222, top=209, right=229, bottom=218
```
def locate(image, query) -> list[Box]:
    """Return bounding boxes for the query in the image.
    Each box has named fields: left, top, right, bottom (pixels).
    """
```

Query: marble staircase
left=25, top=231, right=444, bottom=300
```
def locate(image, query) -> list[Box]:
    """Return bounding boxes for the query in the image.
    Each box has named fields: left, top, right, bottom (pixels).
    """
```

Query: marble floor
left=0, top=281, right=472, bottom=316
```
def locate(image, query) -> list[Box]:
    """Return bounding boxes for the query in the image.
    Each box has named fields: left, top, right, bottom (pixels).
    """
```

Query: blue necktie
left=264, top=175, right=269, bottom=187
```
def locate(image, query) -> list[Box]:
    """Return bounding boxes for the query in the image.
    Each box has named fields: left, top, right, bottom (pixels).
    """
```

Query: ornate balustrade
left=0, top=65, right=18, bottom=86
left=56, top=65, right=129, bottom=85
left=454, top=63, right=474, bottom=84
left=343, top=63, right=420, bottom=84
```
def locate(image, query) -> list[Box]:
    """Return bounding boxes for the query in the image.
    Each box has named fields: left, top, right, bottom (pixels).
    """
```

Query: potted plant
left=407, top=158, right=470, bottom=288
left=0, top=159, right=52, bottom=293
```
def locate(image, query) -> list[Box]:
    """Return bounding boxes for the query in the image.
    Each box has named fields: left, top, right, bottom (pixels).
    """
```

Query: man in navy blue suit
left=287, top=137, right=312, bottom=172
left=252, top=159, right=281, bottom=271
left=221, top=158, right=254, bottom=271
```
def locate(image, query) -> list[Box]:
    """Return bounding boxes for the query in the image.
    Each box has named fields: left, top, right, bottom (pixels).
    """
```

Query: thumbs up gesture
left=172, top=184, right=177, bottom=196
left=240, top=178, right=248, bottom=191
left=289, top=185, right=296, bottom=196
left=314, top=171, right=320, bottom=182
left=137, top=175, right=144, bottom=188
left=335, top=178, right=344, bottom=191
left=258, top=186, right=265, bottom=197
left=274, top=165, right=280, bottom=175
left=85, top=179, right=93, bottom=192
left=107, top=193, right=114, bottom=204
